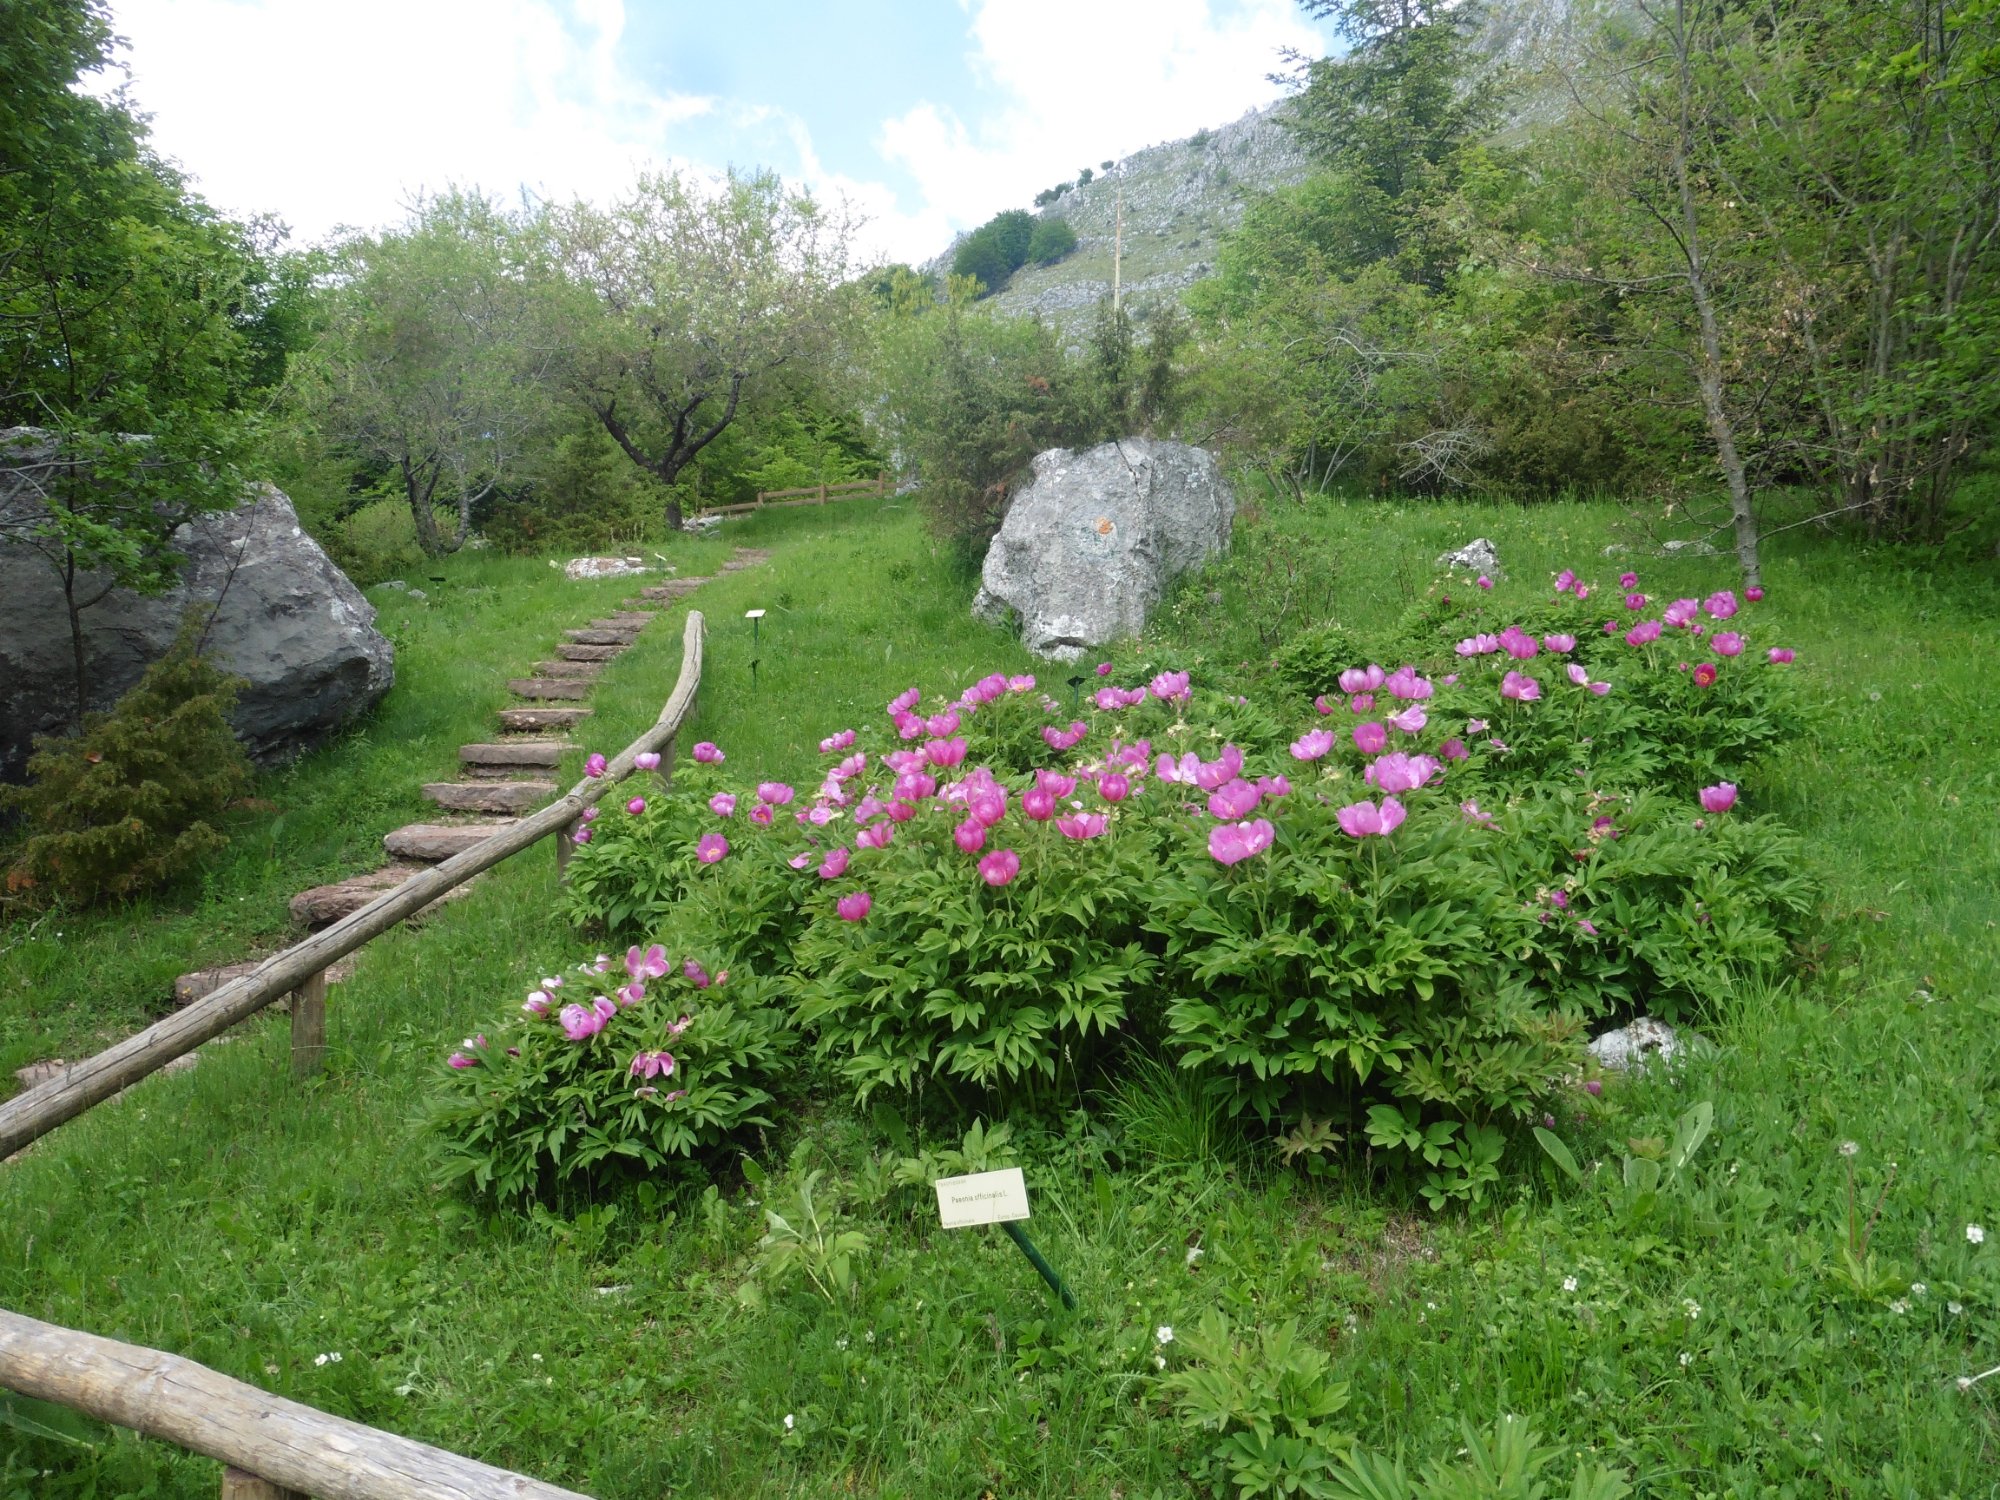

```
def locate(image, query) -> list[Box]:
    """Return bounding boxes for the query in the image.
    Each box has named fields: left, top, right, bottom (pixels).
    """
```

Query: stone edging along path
left=10, top=549, right=770, bottom=1099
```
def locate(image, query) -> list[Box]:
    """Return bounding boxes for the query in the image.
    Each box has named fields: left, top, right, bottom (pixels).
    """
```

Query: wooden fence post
left=817, top=482, right=827, bottom=504
left=555, top=817, right=579, bottom=878
left=220, top=1468, right=304, bottom=1500
left=289, top=970, right=328, bottom=1080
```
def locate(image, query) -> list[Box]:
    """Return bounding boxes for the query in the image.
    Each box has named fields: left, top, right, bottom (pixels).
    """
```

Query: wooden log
left=0, top=614, right=704, bottom=1162
left=0, top=1307, right=591, bottom=1500
left=220, top=1467, right=304, bottom=1499
left=290, top=969, right=328, bottom=1078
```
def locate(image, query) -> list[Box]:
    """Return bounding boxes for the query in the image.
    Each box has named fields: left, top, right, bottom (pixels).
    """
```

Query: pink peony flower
left=1544, top=633, right=1577, bottom=653
left=1208, top=818, right=1275, bottom=865
left=1193, top=745, right=1245, bottom=791
left=954, top=819, right=987, bottom=853
left=1057, top=812, right=1109, bottom=839
left=1384, top=666, right=1433, bottom=701
left=626, top=797, right=646, bottom=815
left=888, top=687, right=921, bottom=714
left=1692, top=663, right=1718, bottom=688
left=1704, top=590, right=1738, bottom=620
left=1477, top=575, right=1493, bottom=590
left=1365, top=752, right=1440, bottom=794
left=571, top=826, right=593, bottom=846
left=1387, top=704, right=1428, bottom=734
left=925, top=710, right=962, bottom=738
left=523, top=990, right=553, bottom=1016
left=696, top=832, right=729, bottom=864
left=978, top=848, right=1021, bottom=886
left=1440, top=738, right=1469, bottom=761
left=584, top=753, right=607, bottom=778
left=818, top=846, right=851, bottom=879
left=968, top=786, right=1008, bottom=827
left=757, top=782, right=796, bottom=806
left=1353, top=721, right=1388, bottom=755
left=1098, top=772, right=1131, bottom=803
left=1095, top=661, right=1113, bottom=676
left=1575, top=584, right=1592, bottom=601
left=924, top=737, right=966, bottom=768
left=1461, top=800, right=1493, bottom=825
left=1499, top=627, right=1539, bottom=660
left=1349, top=693, right=1375, bottom=713
left=1663, top=598, right=1700, bottom=628
left=1699, top=783, right=1738, bottom=813
left=894, top=770, right=937, bottom=802
left=1290, top=728, right=1335, bottom=761
left=836, top=891, right=872, bottom=921
left=692, top=742, right=724, bottom=764
left=1207, top=779, right=1261, bottom=820
left=1619, top=571, right=1639, bottom=588
left=1625, top=619, right=1664, bottom=647
left=1555, top=569, right=1577, bottom=593
left=559, top=1003, right=600, bottom=1041
left=1624, top=592, right=1648, bottom=611
left=634, top=751, right=662, bottom=771
left=883, top=799, right=917, bottom=823
left=1150, top=669, right=1192, bottom=701
left=1336, top=798, right=1407, bottom=838
left=448, top=1051, right=478, bottom=1069
left=1767, top=647, right=1794, bottom=664
left=1021, top=786, right=1056, bottom=821
left=1256, top=774, right=1291, bottom=798
left=1501, top=671, right=1541, bottom=702
left=615, top=982, right=645, bottom=1007
left=819, top=728, right=857, bottom=754
left=1711, top=632, right=1744, bottom=657
left=1745, top=585, right=1765, bottom=602
left=627, top=945, right=669, bottom=981
left=856, top=821, right=894, bottom=850
left=1338, top=665, right=1386, bottom=695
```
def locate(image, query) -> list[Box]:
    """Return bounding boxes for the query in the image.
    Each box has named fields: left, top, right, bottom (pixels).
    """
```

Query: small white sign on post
left=934, top=1167, right=1031, bottom=1229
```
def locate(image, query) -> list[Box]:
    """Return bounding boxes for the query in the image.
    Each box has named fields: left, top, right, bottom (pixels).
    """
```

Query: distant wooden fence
left=700, top=472, right=890, bottom=518
left=0, top=615, right=707, bottom=1497
left=0, top=609, right=704, bottom=1162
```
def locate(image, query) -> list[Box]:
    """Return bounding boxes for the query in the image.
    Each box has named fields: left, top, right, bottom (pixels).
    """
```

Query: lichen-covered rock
left=974, top=438, right=1233, bottom=660
left=1436, top=537, right=1501, bottom=576
left=0, top=437, right=394, bottom=780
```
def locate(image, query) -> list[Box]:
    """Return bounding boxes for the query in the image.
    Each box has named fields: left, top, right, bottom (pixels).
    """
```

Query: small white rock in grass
left=1587, top=1016, right=1690, bottom=1071
left=1436, top=538, right=1501, bottom=576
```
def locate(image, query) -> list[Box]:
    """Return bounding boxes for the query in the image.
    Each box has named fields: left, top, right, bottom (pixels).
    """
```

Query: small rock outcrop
left=1587, top=1017, right=1687, bottom=1072
left=1, top=443, right=394, bottom=779
left=1436, top=537, right=1501, bottom=577
left=973, top=438, right=1233, bottom=660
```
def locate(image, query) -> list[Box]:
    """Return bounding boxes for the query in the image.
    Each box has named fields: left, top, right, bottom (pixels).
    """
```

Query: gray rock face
left=1436, top=538, right=1501, bottom=576
left=974, top=438, right=1233, bottom=660
left=1, top=446, right=394, bottom=780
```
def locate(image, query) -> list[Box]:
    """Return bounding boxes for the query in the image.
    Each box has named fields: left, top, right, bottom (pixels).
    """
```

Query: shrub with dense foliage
left=447, top=563, right=1815, bottom=1203
left=2, top=636, right=251, bottom=906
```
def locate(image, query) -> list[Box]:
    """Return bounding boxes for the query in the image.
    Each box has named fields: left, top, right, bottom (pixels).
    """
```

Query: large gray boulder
left=1, top=454, right=394, bottom=781
left=973, top=438, right=1233, bottom=659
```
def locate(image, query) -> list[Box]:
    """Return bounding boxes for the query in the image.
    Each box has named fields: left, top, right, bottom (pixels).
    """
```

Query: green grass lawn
left=2, top=494, right=1997, bottom=1497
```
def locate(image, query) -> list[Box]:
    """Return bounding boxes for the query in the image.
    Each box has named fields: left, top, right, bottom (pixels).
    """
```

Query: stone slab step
left=639, top=580, right=709, bottom=599
left=530, top=660, right=603, bottom=680
left=565, top=628, right=638, bottom=646
left=558, top=643, right=623, bottom=662
left=499, top=706, right=593, bottom=732
left=591, top=616, right=651, bottom=631
left=461, top=740, right=565, bottom=769
left=508, top=677, right=591, bottom=701
left=383, top=822, right=518, bottom=863
left=423, top=780, right=554, bottom=814
left=289, top=860, right=484, bottom=926
left=174, top=959, right=267, bottom=1006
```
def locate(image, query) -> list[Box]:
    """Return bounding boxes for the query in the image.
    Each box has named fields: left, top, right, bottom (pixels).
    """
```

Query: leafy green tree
left=1, top=0, right=276, bottom=716
left=1028, top=218, right=1078, bottom=265
left=539, top=170, right=856, bottom=531
left=298, top=192, right=545, bottom=558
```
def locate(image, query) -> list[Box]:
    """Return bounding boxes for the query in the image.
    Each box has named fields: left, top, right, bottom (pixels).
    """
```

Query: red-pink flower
left=615, top=982, right=645, bottom=1007
left=448, top=1050, right=478, bottom=1069
left=559, top=1002, right=600, bottom=1041
left=894, top=769, right=937, bottom=802
left=571, top=826, right=593, bottom=846
left=1098, top=772, right=1131, bottom=803
left=584, top=753, right=607, bottom=777
left=1619, top=571, right=1639, bottom=588
left=1440, top=738, right=1469, bottom=761
left=1477, top=575, right=1493, bottom=590
left=818, top=846, right=851, bottom=879
left=626, top=944, right=669, bottom=981
left=1624, top=592, right=1648, bottom=611
left=523, top=989, right=552, bottom=1016
left=1314, top=694, right=1335, bottom=715
left=1095, top=661, right=1113, bottom=676
left=968, top=786, right=1008, bottom=827
left=1699, top=783, right=1738, bottom=813
left=884, top=799, right=917, bottom=823
left=1057, top=812, right=1109, bottom=839
left=1501, top=671, right=1541, bottom=702
left=1555, top=569, right=1578, bottom=593
left=925, top=710, right=962, bottom=738
left=836, top=891, right=872, bottom=921
left=1336, top=797, right=1406, bottom=838
left=1767, top=647, right=1794, bottom=664
left=1021, top=786, right=1056, bottom=821
left=1575, top=584, right=1592, bottom=601
left=1692, top=663, right=1718, bottom=688
left=626, top=797, right=646, bottom=815
left=954, top=819, right=986, bottom=853
left=696, top=832, right=729, bottom=863
left=1745, top=585, right=1765, bottom=602
left=629, top=1050, right=677, bottom=1080
left=1256, top=774, right=1291, bottom=798
left=1499, top=627, right=1539, bottom=660
left=693, top=742, right=724, bottom=764
left=1663, top=598, right=1699, bottom=628
left=978, top=849, right=1021, bottom=886
left=1208, top=818, right=1274, bottom=865
left=1353, top=721, right=1388, bottom=755
left=683, top=958, right=711, bottom=987
left=1290, top=728, right=1335, bottom=761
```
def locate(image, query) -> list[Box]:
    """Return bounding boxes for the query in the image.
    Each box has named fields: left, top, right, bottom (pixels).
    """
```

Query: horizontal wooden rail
left=0, top=1306, right=591, bottom=1499
left=699, top=473, right=890, bottom=518
left=0, top=611, right=705, bottom=1163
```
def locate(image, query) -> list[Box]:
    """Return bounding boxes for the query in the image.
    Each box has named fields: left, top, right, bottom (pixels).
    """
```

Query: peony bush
left=436, top=565, right=1818, bottom=1201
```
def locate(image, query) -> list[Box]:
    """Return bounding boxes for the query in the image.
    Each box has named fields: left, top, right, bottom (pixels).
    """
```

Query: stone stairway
left=164, top=550, right=766, bottom=1019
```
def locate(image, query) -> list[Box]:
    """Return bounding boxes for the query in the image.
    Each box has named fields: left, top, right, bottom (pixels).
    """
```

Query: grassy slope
left=2, top=494, right=1997, bottom=1496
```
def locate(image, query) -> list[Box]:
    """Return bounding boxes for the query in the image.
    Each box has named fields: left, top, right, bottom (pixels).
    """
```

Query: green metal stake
left=1002, top=1220, right=1077, bottom=1310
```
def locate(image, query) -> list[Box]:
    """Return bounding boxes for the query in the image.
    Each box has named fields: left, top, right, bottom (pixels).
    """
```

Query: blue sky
left=99, top=0, right=1335, bottom=262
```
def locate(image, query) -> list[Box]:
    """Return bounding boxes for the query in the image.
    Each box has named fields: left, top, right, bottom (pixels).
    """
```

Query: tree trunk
left=61, top=548, right=88, bottom=722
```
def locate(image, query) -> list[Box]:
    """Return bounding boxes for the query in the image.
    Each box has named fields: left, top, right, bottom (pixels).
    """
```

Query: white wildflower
left=1562, top=1276, right=1578, bottom=1293
left=783, top=1413, right=795, bottom=1432
left=1683, top=1299, right=1701, bottom=1320
left=1911, top=1283, right=1927, bottom=1298
left=1948, top=1301, right=1965, bottom=1316
left=1889, top=1299, right=1909, bottom=1315
left=1969, top=1224, right=1986, bottom=1245
left=1185, top=1245, right=1205, bottom=1268
left=1155, top=1326, right=1174, bottom=1346
left=1154, top=1353, right=1166, bottom=1370
left=1679, top=1352, right=1692, bottom=1367
left=1838, top=1141, right=1859, bottom=1158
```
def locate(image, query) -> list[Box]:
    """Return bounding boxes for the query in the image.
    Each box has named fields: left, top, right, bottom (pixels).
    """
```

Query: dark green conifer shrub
left=3, top=632, right=252, bottom=906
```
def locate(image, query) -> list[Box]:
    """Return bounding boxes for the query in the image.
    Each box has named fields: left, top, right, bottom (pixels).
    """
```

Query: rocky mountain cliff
left=923, top=101, right=1310, bottom=341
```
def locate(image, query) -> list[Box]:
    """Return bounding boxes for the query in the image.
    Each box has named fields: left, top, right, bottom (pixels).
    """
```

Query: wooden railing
left=0, top=1307, right=591, bottom=1498
left=0, top=609, right=704, bottom=1162
left=0, top=615, right=707, bottom=1496
left=699, top=472, right=890, bottom=517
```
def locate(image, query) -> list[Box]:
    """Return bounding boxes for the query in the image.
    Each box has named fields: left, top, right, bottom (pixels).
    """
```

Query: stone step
left=591, top=616, right=651, bottom=631
left=564, top=628, right=638, bottom=646
left=640, top=579, right=709, bottom=599
left=530, top=660, right=604, bottom=680
left=423, top=780, right=554, bottom=814
left=558, top=643, right=623, bottom=662
left=460, top=740, right=565, bottom=769
left=499, top=706, right=593, bottom=732
left=508, top=677, right=591, bottom=701
left=173, top=959, right=267, bottom=1006
left=382, top=822, right=518, bottom=863
left=289, top=860, right=484, bottom=926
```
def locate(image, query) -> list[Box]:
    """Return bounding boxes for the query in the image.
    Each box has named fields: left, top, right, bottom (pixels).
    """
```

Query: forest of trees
left=7, top=0, right=2000, bottom=595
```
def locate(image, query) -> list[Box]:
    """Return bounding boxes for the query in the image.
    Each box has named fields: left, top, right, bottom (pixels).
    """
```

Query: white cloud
left=878, top=0, right=1320, bottom=235
left=99, top=0, right=712, bottom=242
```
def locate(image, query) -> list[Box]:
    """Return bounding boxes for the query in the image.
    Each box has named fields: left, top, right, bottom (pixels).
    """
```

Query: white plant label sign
left=934, top=1167, right=1031, bottom=1229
